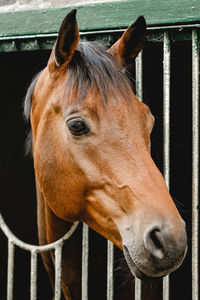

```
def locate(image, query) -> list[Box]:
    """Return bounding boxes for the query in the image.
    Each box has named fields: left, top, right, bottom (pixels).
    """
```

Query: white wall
left=0, top=0, right=120, bottom=12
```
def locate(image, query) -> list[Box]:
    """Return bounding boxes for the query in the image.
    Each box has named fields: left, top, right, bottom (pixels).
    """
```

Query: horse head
left=29, top=10, right=187, bottom=279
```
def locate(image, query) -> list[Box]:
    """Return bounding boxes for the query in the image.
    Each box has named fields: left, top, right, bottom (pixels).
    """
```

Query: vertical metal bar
left=55, top=245, right=62, bottom=300
left=107, top=241, right=114, bottom=300
left=192, top=28, right=199, bottom=300
left=30, top=250, right=37, bottom=300
left=135, top=49, right=143, bottom=300
left=82, top=223, right=89, bottom=300
left=163, top=31, right=171, bottom=187
left=136, top=50, right=143, bottom=101
left=135, top=279, right=142, bottom=300
left=163, top=275, right=170, bottom=300
left=7, top=240, right=15, bottom=300
left=163, top=31, right=171, bottom=300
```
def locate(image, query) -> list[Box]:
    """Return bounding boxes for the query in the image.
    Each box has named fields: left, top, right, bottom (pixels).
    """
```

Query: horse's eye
left=67, top=118, right=90, bottom=136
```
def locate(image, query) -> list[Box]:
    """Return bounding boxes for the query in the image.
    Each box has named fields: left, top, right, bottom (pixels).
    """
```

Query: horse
left=23, top=9, right=187, bottom=300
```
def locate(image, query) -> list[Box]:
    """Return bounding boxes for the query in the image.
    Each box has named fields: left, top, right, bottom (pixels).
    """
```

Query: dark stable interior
left=0, top=41, right=194, bottom=299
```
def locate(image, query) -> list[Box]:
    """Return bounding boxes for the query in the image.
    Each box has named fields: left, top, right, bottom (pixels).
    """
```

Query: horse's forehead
left=60, top=86, right=149, bottom=123
left=61, top=83, right=141, bottom=112
left=35, top=68, right=152, bottom=130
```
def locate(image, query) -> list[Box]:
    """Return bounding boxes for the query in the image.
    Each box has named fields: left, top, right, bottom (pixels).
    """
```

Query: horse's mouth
left=123, top=246, right=161, bottom=280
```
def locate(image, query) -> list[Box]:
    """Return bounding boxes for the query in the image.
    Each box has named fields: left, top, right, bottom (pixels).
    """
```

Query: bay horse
left=24, top=9, right=187, bottom=299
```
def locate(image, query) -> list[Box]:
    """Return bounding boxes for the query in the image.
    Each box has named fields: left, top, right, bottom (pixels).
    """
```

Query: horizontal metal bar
left=148, top=23, right=200, bottom=31
left=0, top=33, right=57, bottom=41
left=0, top=213, right=79, bottom=252
left=0, top=24, right=200, bottom=42
left=1, top=0, right=200, bottom=39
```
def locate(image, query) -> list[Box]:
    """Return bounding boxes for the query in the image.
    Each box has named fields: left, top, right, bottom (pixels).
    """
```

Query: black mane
left=23, top=72, right=41, bottom=155
left=23, top=72, right=41, bottom=123
left=67, top=41, right=132, bottom=103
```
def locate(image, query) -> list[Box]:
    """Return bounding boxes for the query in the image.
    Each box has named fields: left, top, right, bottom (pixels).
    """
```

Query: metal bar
left=82, top=223, right=89, bottom=300
left=136, top=50, right=143, bottom=101
left=0, top=213, right=79, bottom=299
left=163, top=31, right=171, bottom=189
left=0, top=213, right=79, bottom=252
left=30, top=250, right=37, bottom=300
left=55, top=245, right=62, bottom=300
left=1, top=24, right=200, bottom=42
left=163, top=30, right=171, bottom=300
left=163, top=276, right=170, bottom=300
left=135, top=279, right=142, bottom=300
left=135, top=49, right=143, bottom=300
left=107, top=241, right=114, bottom=300
left=7, top=240, right=15, bottom=300
left=192, top=28, right=199, bottom=300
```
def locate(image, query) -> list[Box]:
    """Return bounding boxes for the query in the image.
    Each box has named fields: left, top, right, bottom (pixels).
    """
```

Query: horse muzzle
left=122, top=220, right=188, bottom=279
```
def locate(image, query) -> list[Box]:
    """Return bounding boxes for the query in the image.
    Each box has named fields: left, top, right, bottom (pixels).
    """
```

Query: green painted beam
left=0, top=0, right=200, bottom=38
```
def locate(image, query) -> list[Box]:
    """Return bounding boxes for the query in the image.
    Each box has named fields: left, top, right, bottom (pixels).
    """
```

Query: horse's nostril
left=144, top=227, right=165, bottom=260
left=150, top=229, right=163, bottom=250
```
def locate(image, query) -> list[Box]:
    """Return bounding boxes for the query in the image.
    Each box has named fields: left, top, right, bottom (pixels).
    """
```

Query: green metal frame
left=0, top=0, right=200, bottom=52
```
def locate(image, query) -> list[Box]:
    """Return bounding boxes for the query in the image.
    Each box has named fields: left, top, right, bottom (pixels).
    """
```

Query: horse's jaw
left=123, top=245, right=151, bottom=280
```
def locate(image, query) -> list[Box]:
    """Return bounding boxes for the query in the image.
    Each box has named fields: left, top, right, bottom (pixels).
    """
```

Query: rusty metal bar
left=163, top=30, right=171, bottom=300
left=192, top=28, right=199, bottom=300
left=82, top=223, right=89, bottom=300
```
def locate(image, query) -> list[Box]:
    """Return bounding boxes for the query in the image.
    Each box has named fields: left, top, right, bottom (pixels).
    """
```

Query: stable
left=0, top=1, right=199, bottom=299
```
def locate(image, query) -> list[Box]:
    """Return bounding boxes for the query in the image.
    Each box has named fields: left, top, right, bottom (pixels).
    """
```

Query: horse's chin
left=123, top=246, right=163, bottom=280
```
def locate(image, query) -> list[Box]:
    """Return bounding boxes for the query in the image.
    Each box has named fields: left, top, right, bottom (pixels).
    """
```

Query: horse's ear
left=109, top=16, right=146, bottom=68
left=49, top=9, right=79, bottom=70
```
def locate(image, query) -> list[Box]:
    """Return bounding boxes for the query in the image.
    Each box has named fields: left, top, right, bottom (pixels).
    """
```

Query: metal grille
left=0, top=27, right=199, bottom=300
left=0, top=213, right=79, bottom=300
left=134, top=28, right=199, bottom=300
